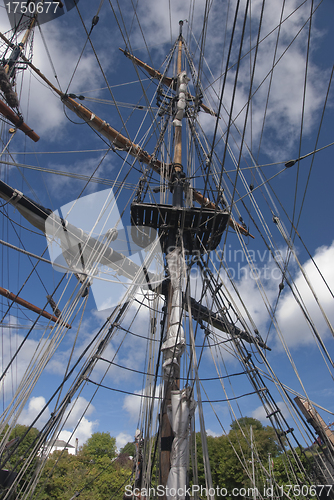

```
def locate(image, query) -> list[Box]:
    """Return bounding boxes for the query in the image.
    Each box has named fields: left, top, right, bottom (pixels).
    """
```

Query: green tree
left=6, top=424, right=40, bottom=470
left=80, top=431, right=117, bottom=460
left=272, top=447, right=316, bottom=490
left=230, top=417, right=263, bottom=432
left=0, top=424, right=40, bottom=498
left=120, top=441, right=136, bottom=457
left=33, top=432, right=132, bottom=500
left=33, top=450, right=82, bottom=500
left=193, top=418, right=281, bottom=498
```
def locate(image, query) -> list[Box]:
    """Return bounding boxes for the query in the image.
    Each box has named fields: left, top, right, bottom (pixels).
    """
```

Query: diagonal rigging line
left=65, top=3, right=101, bottom=94
left=294, top=64, right=334, bottom=231
left=291, top=0, right=314, bottom=238
left=204, top=0, right=324, bottom=159
left=229, top=0, right=266, bottom=211
left=0, top=301, right=130, bottom=474
left=109, top=0, right=180, bottom=170
left=129, top=0, right=155, bottom=68
left=211, top=0, right=252, bottom=225
left=3, top=205, right=48, bottom=293
left=201, top=0, right=332, bottom=344
left=37, top=21, right=62, bottom=92
left=188, top=0, right=245, bottom=248
left=259, top=68, right=334, bottom=341
left=205, top=0, right=241, bottom=174
left=195, top=0, right=212, bottom=92
left=74, top=0, right=136, bottom=152
left=112, top=0, right=178, bottom=156
left=0, top=159, right=138, bottom=189
left=169, top=0, right=173, bottom=45
left=203, top=0, right=310, bottom=93
left=256, top=0, right=286, bottom=161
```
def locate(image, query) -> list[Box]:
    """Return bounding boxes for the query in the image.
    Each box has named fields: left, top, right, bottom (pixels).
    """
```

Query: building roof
left=48, top=439, right=75, bottom=449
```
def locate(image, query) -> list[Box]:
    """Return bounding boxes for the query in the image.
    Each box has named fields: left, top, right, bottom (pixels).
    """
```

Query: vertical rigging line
left=168, top=0, right=173, bottom=46
left=195, top=0, right=212, bottom=93
left=37, top=21, right=62, bottom=92
left=229, top=0, right=266, bottom=212
left=193, top=0, right=241, bottom=245
left=219, top=0, right=231, bottom=98
left=255, top=0, right=286, bottom=161
left=129, top=0, right=155, bottom=67
left=294, top=62, right=334, bottom=231
left=290, top=0, right=314, bottom=237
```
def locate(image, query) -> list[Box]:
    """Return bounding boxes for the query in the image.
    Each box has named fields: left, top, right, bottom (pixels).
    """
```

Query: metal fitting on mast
left=171, top=25, right=188, bottom=209
left=179, top=19, right=183, bottom=37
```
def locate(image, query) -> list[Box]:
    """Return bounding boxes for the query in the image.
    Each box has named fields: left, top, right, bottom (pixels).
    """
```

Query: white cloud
left=42, top=154, right=117, bottom=204
left=18, top=396, right=51, bottom=429
left=0, top=323, right=46, bottom=401
left=59, top=416, right=97, bottom=454
left=63, top=396, right=95, bottom=427
left=0, top=3, right=110, bottom=138
left=116, top=431, right=133, bottom=451
left=127, top=0, right=208, bottom=52
left=212, top=241, right=334, bottom=352
left=194, top=0, right=326, bottom=162
left=252, top=401, right=290, bottom=423
left=55, top=397, right=98, bottom=453
left=123, top=389, right=145, bottom=422
left=275, top=242, right=334, bottom=348
left=16, top=395, right=96, bottom=452
left=123, top=383, right=162, bottom=422
left=206, top=428, right=220, bottom=437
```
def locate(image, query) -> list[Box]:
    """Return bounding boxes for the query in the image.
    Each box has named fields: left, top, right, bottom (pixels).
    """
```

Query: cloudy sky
left=0, top=0, right=333, bottom=460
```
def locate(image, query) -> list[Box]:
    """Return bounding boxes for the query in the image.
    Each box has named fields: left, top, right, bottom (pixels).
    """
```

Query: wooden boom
left=0, top=286, right=71, bottom=329
left=0, top=99, right=40, bottom=142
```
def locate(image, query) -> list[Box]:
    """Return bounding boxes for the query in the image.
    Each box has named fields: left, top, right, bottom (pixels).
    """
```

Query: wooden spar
left=0, top=99, right=40, bottom=142
left=61, top=96, right=254, bottom=236
left=18, top=16, right=36, bottom=50
left=294, top=397, right=334, bottom=448
left=119, top=48, right=217, bottom=117
left=119, top=48, right=174, bottom=88
left=0, top=286, right=71, bottom=329
left=62, top=98, right=253, bottom=237
left=6, top=39, right=253, bottom=238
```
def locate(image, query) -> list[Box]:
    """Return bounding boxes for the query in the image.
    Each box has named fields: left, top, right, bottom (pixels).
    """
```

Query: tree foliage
left=33, top=431, right=132, bottom=500
left=2, top=419, right=317, bottom=500
left=120, top=441, right=136, bottom=457
left=80, top=431, right=117, bottom=460
left=192, top=417, right=282, bottom=498
left=0, top=424, right=40, bottom=497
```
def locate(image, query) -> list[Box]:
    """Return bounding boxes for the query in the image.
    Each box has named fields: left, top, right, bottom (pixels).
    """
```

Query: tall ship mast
left=0, top=1, right=333, bottom=499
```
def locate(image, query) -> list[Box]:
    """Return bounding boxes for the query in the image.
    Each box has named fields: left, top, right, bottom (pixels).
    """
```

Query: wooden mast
left=173, top=24, right=184, bottom=169
left=0, top=19, right=40, bottom=142
left=160, top=20, right=184, bottom=494
left=0, top=30, right=253, bottom=238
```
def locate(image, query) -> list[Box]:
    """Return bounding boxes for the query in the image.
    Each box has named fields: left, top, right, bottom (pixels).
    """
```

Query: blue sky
left=0, top=0, right=333, bottom=456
